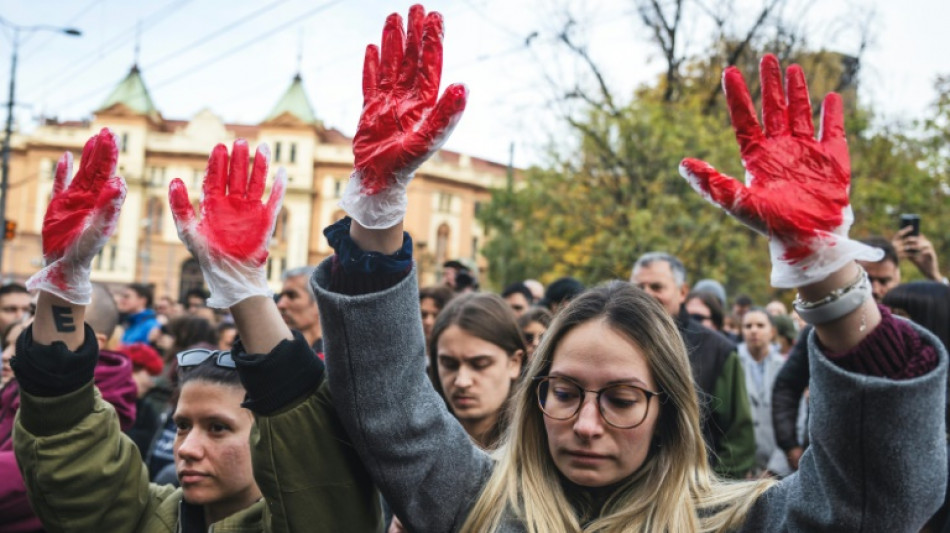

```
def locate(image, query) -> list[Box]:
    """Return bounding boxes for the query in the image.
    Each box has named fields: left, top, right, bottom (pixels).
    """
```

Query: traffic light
left=4, top=220, right=15, bottom=241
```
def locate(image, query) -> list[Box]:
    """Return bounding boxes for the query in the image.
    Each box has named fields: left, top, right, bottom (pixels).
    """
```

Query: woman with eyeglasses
left=306, top=11, right=945, bottom=531
left=12, top=129, right=381, bottom=532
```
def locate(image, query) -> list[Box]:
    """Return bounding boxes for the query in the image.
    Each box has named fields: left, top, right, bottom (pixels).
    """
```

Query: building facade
left=1, top=66, right=509, bottom=299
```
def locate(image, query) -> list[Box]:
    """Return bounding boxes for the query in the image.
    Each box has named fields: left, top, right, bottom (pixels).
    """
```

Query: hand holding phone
left=899, top=213, right=920, bottom=237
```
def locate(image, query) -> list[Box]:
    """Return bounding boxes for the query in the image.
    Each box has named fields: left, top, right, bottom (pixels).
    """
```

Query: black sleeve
left=771, top=325, right=811, bottom=452
left=11, top=323, right=98, bottom=397
left=232, top=330, right=325, bottom=416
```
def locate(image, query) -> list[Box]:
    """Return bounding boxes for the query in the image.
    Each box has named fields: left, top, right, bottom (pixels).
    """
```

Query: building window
left=289, top=143, right=297, bottom=163
left=274, top=142, right=282, bottom=162
left=334, top=179, right=344, bottom=199
left=471, top=237, right=479, bottom=260
left=41, top=158, right=53, bottom=180
left=273, top=207, right=289, bottom=242
left=121, top=133, right=129, bottom=153
left=435, top=223, right=450, bottom=265
left=179, top=259, right=205, bottom=302
left=146, top=197, right=163, bottom=235
left=148, top=167, right=166, bottom=186
left=266, top=257, right=274, bottom=280
left=437, top=192, right=453, bottom=213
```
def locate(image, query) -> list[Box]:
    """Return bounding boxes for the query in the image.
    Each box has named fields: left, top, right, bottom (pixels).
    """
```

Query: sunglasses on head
left=176, top=348, right=236, bottom=369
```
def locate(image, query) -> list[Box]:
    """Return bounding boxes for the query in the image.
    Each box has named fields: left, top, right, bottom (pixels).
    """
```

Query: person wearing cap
left=119, top=342, right=169, bottom=458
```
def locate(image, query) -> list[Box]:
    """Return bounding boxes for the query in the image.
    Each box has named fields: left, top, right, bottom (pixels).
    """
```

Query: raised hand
left=27, top=128, right=126, bottom=304
left=169, top=140, right=285, bottom=309
left=340, top=3, right=468, bottom=229
left=680, top=54, right=882, bottom=288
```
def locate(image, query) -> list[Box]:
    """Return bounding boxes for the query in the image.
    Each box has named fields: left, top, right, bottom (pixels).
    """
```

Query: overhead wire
left=18, top=0, right=107, bottom=62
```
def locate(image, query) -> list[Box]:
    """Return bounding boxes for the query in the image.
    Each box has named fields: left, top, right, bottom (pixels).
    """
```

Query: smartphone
left=899, top=213, right=920, bottom=237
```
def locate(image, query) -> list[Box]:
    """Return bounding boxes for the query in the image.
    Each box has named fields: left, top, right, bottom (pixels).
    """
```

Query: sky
left=1, top=0, right=949, bottom=169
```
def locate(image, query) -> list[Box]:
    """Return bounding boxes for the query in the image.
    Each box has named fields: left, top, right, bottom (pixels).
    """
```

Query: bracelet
left=793, top=267, right=870, bottom=325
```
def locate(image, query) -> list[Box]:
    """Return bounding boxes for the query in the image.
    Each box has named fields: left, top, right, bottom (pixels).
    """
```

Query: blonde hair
left=461, top=281, right=773, bottom=532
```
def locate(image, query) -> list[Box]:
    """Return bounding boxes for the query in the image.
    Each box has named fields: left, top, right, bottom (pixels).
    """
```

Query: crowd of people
left=0, top=4, right=948, bottom=532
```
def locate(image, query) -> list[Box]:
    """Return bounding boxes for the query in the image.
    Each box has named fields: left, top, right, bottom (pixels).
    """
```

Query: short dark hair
left=734, top=294, right=753, bottom=307
left=501, top=282, right=534, bottom=304
left=541, top=277, right=585, bottom=310
left=178, top=353, right=242, bottom=388
left=183, top=287, right=209, bottom=304
left=883, top=281, right=950, bottom=350
left=127, top=283, right=155, bottom=309
left=420, top=285, right=455, bottom=311
left=0, top=283, right=28, bottom=299
left=860, top=236, right=899, bottom=266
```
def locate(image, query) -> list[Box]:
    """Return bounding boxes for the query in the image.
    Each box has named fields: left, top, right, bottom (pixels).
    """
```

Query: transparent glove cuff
left=198, top=257, right=273, bottom=309
left=339, top=169, right=410, bottom=230
left=26, top=262, right=92, bottom=305
left=770, top=233, right=884, bottom=288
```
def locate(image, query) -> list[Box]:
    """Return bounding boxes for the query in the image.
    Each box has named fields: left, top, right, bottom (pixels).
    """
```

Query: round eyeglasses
left=534, top=376, right=662, bottom=429
left=176, top=348, right=236, bottom=369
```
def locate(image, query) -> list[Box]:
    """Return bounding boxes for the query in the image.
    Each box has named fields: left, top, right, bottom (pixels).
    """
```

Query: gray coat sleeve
left=743, top=319, right=948, bottom=532
left=312, top=262, right=493, bottom=533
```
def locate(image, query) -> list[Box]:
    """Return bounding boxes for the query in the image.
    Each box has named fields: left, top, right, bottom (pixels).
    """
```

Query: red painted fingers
left=379, top=13, right=406, bottom=92
left=168, top=178, right=197, bottom=232
left=680, top=158, right=747, bottom=212
left=417, top=11, right=444, bottom=108
left=759, top=54, right=790, bottom=138
left=407, top=83, right=468, bottom=158
left=363, top=44, right=380, bottom=104
left=819, top=93, right=850, bottom=179
left=52, top=152, right=72, bottom=198
left=74, top=128, right=118, bottom=192
left=247, top=144, right=270, bottom=201
left=396, top=4, right=425, bottom=93
left=722, top=66, right=765, bottom=158
left=228, top=139, right=250, bottom=199
left=202, top=144, right=230, bottom=199
left=785, top=65, right=813, bottom=138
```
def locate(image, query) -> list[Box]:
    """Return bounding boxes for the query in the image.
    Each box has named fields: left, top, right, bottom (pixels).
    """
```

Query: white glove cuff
left=200, top=259, right=272, bottom=309
left=770, top=233, right=884, bottom=288
left=26, top=263, right=93, bottom=305
left=339, top=170, right=410, bottom=230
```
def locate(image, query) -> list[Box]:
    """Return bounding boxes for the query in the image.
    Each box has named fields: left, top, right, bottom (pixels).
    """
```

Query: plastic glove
left=168, top=140, right=286, bottom=309
left=27, top=128, right=126, bottom=304
left=680, top=54, right=882, bottom=288
left=339, top=4, right=468, bottom=229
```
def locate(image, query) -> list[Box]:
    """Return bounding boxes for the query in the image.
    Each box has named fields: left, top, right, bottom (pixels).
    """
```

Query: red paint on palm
left=353, top=5, right=467, bottom=195
left=690, top=55, right=851, bottom=264
left=169, top=141, right=283, bottom=267
left=42, top=129, right=120, bottom=262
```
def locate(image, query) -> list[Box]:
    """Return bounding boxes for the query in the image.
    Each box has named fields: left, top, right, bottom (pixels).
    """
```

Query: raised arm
left=12, top=129, right=168, bottom=532
left=318, top=6, right=487, bottom=533
left=682, top=55, right=946, bottom=531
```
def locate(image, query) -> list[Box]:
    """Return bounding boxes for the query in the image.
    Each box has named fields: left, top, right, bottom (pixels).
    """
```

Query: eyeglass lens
left=537, top=377, right=651, bottom=428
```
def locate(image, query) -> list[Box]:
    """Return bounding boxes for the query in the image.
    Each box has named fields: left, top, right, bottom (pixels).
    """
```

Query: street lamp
left=0, top=17, right=81, bottom=275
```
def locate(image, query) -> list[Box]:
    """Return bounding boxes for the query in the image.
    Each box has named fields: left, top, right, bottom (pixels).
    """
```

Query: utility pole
left=0, top=18, right=81, bottom=272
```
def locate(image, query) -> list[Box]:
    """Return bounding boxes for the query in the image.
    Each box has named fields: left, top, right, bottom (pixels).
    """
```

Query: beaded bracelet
left=793, top=266, right=870, bottom=325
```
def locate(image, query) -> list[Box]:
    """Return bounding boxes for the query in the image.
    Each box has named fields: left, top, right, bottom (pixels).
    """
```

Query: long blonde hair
left=460, top=281, right=773, bottom=532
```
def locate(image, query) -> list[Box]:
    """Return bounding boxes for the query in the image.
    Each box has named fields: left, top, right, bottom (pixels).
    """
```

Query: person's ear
left=508, top=349, right=525, bottom=379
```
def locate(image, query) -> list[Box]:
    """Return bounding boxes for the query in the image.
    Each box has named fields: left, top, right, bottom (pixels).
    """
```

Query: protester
left=119, top=342, right=168, bottom=458
left=893, top=226, right=946, bottom=284
left=736, top=308, right=790, bottom=477
left=631, top=252, right=755, bottom=478
left=117, top=283, right=161, bottom=344
left=315, top=31, right=944, bottom=531
left=684, top=290, right=725, bottom=332
left=501, top=281, right=534, bottom=318
left=518, top=306, right=553, bottom=360
left=523, top=279, right=545, bottom=302
left=541, top=276, right=585, bottom=314
left=419, top=284, right=455, bottom=343
left=217, top=321, right=238, bottom=351
left=182, top=288, right=210, bottom=314
left=427, top=293, right=526, bottom=449
left=277, top=265, right=323, bottom=354
left=0, top=283, right=32, bottom=335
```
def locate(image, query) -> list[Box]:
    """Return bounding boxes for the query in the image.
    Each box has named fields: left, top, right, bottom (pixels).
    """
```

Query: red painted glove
left=680, top=54, right=882, bottom=288
left=169, top=140, right=286, bottom=308
left=27, top=128, right=126, bottom=304
left=340, top=4, right=468, bottom=229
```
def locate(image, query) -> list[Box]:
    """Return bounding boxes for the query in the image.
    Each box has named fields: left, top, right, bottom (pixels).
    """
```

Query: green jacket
left=14, top=328, right=381, bottom=532
left=15, top=382, right=268, bottom=532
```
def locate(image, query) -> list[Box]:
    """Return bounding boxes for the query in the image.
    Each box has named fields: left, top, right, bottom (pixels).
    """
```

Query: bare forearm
left=351, top=220, right=404, bottom=255
left=230, top=296, right=293, bottom=354
left=33, top=292, right=85, bottom=350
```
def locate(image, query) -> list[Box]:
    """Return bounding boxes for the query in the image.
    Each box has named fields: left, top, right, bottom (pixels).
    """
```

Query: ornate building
left=1, top=65, right=509, bottom=299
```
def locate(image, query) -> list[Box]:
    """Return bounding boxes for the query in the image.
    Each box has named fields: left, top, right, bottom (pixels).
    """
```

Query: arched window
left=179, top=258, right=205, bottom=303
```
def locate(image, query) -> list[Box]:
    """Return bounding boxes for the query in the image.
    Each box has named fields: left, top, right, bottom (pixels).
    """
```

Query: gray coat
left=315, top=262, right=947, bottom=532
left=737, top=343, right=790, bottom=475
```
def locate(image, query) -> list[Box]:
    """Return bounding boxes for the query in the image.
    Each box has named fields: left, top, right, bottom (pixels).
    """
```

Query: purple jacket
left=0, top=349, right=136, bottom=532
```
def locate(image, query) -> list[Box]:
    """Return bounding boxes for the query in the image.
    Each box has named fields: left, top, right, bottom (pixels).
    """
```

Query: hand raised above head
left=341, top=4, right=468, bottom=230
left=680, top=54, right=882, bottom=288
left=27, top=128, right=126, bottom=305
left=169, top=139, right=286, bottom=309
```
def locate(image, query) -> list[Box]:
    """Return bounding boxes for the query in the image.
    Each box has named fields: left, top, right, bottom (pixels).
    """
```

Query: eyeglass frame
left=533, top=375, right=664, bottom=429
left=176, top=348, right=236, bottom=369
